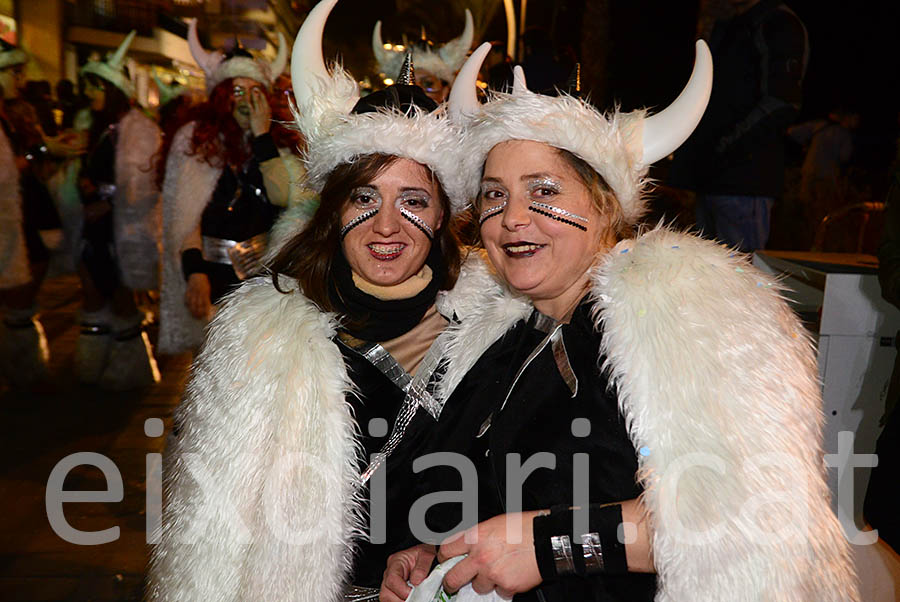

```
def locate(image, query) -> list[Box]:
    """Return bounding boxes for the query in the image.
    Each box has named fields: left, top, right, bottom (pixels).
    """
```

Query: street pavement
left=1, top=274, right=192, bottom=601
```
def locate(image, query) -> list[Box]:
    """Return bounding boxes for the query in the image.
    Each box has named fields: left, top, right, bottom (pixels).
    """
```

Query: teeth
left=369, top=244, right=405, bottom=254
left=505, top=244, right=543, bottom=253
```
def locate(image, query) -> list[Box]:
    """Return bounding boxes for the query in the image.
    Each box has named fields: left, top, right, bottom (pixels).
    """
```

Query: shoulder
left=437, top=249, right=523, bottom=321
left=206, top=276, right=337, bottom=353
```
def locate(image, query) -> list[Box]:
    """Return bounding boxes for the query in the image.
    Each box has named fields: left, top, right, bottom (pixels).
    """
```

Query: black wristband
left=181, top=248, right=206, bottom=280
left=590, top=503, right=628, bottom=575
left=533, top=513, right=559, bottom=581
left=251, top=132, right=279, bottom=162
left=533, top=503, right=629, bottom=579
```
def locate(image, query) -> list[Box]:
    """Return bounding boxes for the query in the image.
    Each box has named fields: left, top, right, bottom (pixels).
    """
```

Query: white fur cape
left=147, top=253, right=499, bottom=601
left=437, top=229, right=859, bottom=602
left=158, top=122, right=309, bottom=354
left=147, top=229, right=859, bottom=601
left=114, top=108, right=163, bottom=290
left=0, top=124, right=30, bottom=289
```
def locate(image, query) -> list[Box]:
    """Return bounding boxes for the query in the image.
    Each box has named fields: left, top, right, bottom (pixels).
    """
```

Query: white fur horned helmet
left=450, top=41, right=713, bottom=225
left=291, top=0, right=469, bottom=213
left=372, top=9, right=474, bottom=85
left=80, top=30, right=137, bottom=98
left=188, top=18, right=288, bottom=91
left=0, top=39, right=27, bottom=71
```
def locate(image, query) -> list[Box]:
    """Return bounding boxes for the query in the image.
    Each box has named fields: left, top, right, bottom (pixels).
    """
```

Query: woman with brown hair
left=149, top=1, right=482, bottom=600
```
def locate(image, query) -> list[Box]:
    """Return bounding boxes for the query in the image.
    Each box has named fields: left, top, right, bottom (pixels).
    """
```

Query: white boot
left=0, top=309, right=50, bottom=388
left=75, top=307, right=113, bottom=384
left=99, top=313, right=160, bottom=391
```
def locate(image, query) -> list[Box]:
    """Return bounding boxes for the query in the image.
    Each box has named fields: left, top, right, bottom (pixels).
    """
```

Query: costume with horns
left=402, top=43, right=859, bottom=601
left=149, top=0, right=481, bottom=598
left=372, top=9, right=474, bottom=85
left=157, top=20, right=307, bottom=354
left=74, top=30, right=162, bottom=389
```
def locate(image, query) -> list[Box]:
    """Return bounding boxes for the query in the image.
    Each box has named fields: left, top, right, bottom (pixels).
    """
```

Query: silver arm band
left=550, top=534, right=576, bottom=576
left=581, top=532, right=605, bottom=574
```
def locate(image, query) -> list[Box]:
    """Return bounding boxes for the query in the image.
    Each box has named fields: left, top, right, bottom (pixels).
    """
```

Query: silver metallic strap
left=343, top=585, right=380, bottom=601
left=551, top=329, right=578, bottom=397
left=551, top=535, right=576, bottom=576
left=202, top=235, right=238, bottom=265
left=581, top=532, right=605, bottom=574
left=350, top=333, right=448, bottom=484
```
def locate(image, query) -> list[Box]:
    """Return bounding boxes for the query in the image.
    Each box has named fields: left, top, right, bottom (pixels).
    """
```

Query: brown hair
left=267, top=153, right=461, bottom=312
left=555, top=148, right=632, bottom=240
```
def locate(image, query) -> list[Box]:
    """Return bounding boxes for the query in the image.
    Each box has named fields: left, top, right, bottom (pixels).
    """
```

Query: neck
left=351, top=265, right=434, bottom=301
left=532, top=272, right=592, bottom=322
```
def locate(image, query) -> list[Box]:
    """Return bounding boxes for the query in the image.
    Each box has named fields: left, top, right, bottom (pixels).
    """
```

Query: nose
left=500, top=196, right=531, bottom=231
left=371, top=203, right=402, bottom=237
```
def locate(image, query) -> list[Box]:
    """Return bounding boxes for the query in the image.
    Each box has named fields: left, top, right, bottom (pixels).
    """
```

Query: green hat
left=0, top=39, right=27, bottom=70
left=80, top=30, right=137, bottom=98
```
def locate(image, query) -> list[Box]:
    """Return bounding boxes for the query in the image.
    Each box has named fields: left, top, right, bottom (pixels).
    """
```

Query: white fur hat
left=0, top=40, right=27, bottom=71
left=188, top=19, right=287, bottom=91
left=291, top=0, right=469, bottom=214
left=372, top=10, right=474, bottom=84
left=80, top=30, right=137, bottom=98
left=449, top=41, right=713, bottom=225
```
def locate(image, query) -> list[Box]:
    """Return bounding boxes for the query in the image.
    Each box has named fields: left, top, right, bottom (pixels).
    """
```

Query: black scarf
left=329, top=244, right=444, bottom=342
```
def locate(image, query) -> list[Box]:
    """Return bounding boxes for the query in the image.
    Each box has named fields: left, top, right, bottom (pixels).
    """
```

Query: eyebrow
left=481, top=173, right=561, bottom=183
left=398, top=187, right=431, bottom=194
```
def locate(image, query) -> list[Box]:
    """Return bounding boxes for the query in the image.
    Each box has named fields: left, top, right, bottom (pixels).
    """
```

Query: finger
left=410, top=549, right=434, bottom=585
left=471, top=574, right=496, bottom=595
left=496, top=587, right=516, bottom=600
left=380, top=575, right=411, bottom=601
left=437, top=529, right=470, bottom=562
left=442, top=556, right=479, bottom=594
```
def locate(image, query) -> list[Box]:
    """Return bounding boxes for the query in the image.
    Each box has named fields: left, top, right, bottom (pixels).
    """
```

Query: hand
left=248, top=87, right=272, bottom=136
left=438, top=512, right=543, bottom=599
left=380, top=544, right=435, bottom=602
left=185, top=272, right=212, bottom=319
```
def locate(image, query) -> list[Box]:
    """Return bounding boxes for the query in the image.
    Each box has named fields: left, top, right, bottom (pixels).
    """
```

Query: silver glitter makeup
left=399, top=207, right=434, bottom=239
left=479, top=201, right=507, bottom=224
left=340, top=209, right=378, bottom=239
left=529, top=201, right=589, bottom=223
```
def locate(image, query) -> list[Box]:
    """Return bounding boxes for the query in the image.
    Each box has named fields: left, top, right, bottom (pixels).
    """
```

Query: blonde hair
left=555, top=148, right=633, bottom=240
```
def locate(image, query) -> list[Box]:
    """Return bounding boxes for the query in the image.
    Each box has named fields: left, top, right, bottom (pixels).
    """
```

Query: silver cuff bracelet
left=550, top=534, right=576, bottom=576
left=581, top=532, right=605, bottom=574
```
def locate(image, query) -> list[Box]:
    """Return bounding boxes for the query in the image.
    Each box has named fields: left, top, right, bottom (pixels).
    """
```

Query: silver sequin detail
left=340, top=209, right=378, bottom=239
left=479, top=201, right=507, bottom=224
left=399, top=207, right=434, bottom=239
left=551, top=535, right=576, bottom=575
left=581, top=532, right=605, bottom=574
left=529, top=200, right=589, bottom=223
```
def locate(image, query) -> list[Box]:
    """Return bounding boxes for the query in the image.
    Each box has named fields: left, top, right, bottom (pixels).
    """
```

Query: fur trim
left=439, top=231, right=860, bottom=601
left=209, top=57, right=274, bottom=90
left=0, top=126, right=30, bottom=289
left=457, top=92, right=648, bottom=224
left=147, top=278, right=364, bottom=601
left=80, top=61, right=135, bottom=98
left=114, top=108, right=162, bottom=290
left=158, top=122, right=222, bottom=354
left=291, top=66, right=470, bottom=213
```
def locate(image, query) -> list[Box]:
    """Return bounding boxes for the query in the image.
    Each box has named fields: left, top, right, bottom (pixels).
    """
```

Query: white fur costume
left=148, top=230, right=858, bottom=601
left=157, top=122, right=308, bottom=354
left=0, top=123, right=29, bottom=289
left=114, top=108, right=163, bottom=290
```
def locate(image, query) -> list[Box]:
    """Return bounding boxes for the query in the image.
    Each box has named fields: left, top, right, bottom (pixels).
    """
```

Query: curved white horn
left=371, top=20, right=395, bottom=73
left=291, top=0, right=338, bottom=110
left=448, top=41, right=491, bottom=120
left=438, top=9, right=475, bottom=71
left=269, top=31, right=288, bottom=78
left=512, top=65, right=528, bottom=95
left=109, top=30, right=136, bottom=70
left=641, top=39, right=713, bottom=165
left=187, top=18, right=221, bottom=76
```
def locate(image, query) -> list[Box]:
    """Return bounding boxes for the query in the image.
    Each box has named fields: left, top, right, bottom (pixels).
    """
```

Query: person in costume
left=148, top=1, right=481, bottom=598
left=74, top=30, right=163, bottom=389
left=382, top=43, right=860, bottom=602
left=156, top=19, right=308, bottom=354
left=0, top=40, right=63, bottom=387
left=372, top=9, right=474, bottom=103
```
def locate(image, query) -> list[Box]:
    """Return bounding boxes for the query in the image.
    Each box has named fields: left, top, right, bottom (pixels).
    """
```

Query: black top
left=338, top=339, right=440, bottom=588
left=422, top=300, right=657, bottom=601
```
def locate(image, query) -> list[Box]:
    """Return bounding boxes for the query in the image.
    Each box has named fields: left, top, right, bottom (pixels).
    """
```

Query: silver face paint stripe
left=479, top=201, right=507, bottom=225
left=399, top=207, right=434, bottom=239
left=340, top=209, right=378, bottom=239
left=528, top=201, right=589, bottom=232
